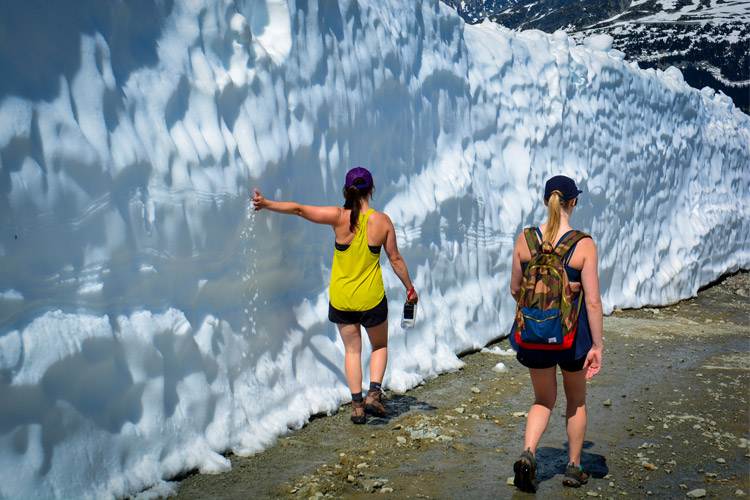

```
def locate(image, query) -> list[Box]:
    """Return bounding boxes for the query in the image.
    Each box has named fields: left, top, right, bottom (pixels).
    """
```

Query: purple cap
left=544, top=175, right=583, bottom=201
left=345, top=167, right=373, bottom=189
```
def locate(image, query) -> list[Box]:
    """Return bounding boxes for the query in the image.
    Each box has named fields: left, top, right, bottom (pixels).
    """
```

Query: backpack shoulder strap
left=523, top=227, right=540, bottom=258
left=555, top=230, right=591, bottom=257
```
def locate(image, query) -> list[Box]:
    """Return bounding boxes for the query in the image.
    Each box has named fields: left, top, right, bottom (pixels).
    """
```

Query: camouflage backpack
left=514, top=227, right=590, bottom=350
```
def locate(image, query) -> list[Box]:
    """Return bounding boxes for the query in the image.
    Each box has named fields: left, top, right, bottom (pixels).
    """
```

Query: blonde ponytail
left=542, top=190, right=563, bottom=252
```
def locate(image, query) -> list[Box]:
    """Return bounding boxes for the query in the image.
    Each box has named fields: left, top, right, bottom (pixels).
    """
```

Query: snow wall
left=0, top=0, right=748, bottom=498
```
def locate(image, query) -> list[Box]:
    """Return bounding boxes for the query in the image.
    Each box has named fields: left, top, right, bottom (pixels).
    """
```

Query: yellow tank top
left=329, top=209, right=385, bottom=311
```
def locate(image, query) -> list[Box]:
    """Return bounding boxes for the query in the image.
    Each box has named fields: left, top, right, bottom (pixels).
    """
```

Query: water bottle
left=401, top=301, right=417, bottom=329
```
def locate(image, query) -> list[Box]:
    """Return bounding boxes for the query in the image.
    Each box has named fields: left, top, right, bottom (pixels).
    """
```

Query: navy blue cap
left=544, top=175, right=582, bottom=201
left=345, top=167, right=373, bottom=189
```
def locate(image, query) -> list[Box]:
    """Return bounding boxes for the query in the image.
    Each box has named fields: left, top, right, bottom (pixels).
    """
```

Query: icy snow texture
left=0, top=0, right=748, bottom=499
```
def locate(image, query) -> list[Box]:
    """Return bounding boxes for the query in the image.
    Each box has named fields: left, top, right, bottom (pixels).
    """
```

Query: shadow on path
left=366, top=393, right=438, bottom=426
left=534, top=440, right=609, bottom=487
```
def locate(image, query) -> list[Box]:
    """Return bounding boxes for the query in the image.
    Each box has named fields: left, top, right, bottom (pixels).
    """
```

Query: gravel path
left=169, top=272, right=749, bottom=500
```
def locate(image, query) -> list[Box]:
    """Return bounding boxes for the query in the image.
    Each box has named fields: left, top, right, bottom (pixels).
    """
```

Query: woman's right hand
left=407, top=287, right=418, bottom=304
left=252, top=189, right=266, bottom=211
left=583, top=347, right=602, bottom=379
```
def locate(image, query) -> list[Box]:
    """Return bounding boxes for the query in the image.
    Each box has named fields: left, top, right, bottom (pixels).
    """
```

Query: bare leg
left=363, top=320, right=388, bottom=385
left=336, top=323, right=363, bottom=394
left=562, top=367, right=588, bottom=466
left=524, top=367, right=558, bottom=455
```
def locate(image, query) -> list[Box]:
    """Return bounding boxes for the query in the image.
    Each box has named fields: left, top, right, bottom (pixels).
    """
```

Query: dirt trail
left=170, top=272, right=749, bottom=499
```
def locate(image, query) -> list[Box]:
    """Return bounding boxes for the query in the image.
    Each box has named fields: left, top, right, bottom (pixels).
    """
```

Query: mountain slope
left=440, top=0, right=520, bottom=23
left=444, top=0, right=749, bottom=113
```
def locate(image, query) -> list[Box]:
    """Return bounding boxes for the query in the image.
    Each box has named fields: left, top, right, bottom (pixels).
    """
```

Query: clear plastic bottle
left=401, top=301, right=417, bottom=329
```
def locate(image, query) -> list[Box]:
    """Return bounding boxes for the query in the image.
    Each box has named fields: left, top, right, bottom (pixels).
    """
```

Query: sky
left=0, top=0, right=748, bottom=498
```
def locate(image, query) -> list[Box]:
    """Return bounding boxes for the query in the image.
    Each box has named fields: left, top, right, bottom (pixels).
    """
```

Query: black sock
left=352, top=392, right=363, bottom=403
left=369, top=382, right=381, bottom=393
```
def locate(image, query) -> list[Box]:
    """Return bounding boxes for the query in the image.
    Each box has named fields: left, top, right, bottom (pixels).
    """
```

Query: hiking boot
left=364, top=389, right=387, bottom=417
left=562, top=463, right=588, bottom=488
left=350, top=400, right=365, bottom=424
left=513, top=449, right=537, bottom=493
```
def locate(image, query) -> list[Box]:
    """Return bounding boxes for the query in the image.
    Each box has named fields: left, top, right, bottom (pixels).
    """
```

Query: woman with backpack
left=508, top=175, right=603, bottom=493
left=252, top=167, right=418, bottom=425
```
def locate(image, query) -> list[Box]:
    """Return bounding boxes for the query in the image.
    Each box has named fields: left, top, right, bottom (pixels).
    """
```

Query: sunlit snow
left=0, top=0, right=748, bottom=499
left=607, top=0, right=750, bottom=25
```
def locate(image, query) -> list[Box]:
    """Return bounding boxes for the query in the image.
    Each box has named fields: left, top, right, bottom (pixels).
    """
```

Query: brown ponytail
left=343, top=185, right=374, bottom=232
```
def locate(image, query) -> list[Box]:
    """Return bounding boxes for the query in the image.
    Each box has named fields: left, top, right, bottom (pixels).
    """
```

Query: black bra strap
left=335, top=242, right=381, bottom=254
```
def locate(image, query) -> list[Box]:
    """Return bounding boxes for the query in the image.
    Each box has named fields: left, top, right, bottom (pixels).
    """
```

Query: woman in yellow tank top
left=252, top=167, right=418, bottom=424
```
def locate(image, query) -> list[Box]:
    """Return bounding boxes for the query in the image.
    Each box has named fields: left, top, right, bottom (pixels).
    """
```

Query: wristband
left=407, top=287, right=415, bottom=299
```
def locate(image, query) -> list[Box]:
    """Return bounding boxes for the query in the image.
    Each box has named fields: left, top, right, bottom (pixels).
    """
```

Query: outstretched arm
left=382, top=214, right=418, bottom=304
left=252, top=189, right=342, bottom=226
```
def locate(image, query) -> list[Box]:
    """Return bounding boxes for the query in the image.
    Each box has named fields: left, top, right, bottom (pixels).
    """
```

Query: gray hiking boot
left=563, top=463, right=588, bottom=487
left=513, top=449, right=537, bottom=493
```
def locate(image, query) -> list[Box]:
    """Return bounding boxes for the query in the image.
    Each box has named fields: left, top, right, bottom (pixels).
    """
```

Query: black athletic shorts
left=516, top=353, right=586, bottom=372
left=328, top=295, right=388, bottom=328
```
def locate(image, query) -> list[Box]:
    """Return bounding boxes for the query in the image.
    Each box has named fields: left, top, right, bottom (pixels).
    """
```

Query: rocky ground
left=170, top=271, right=749, bottom=499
